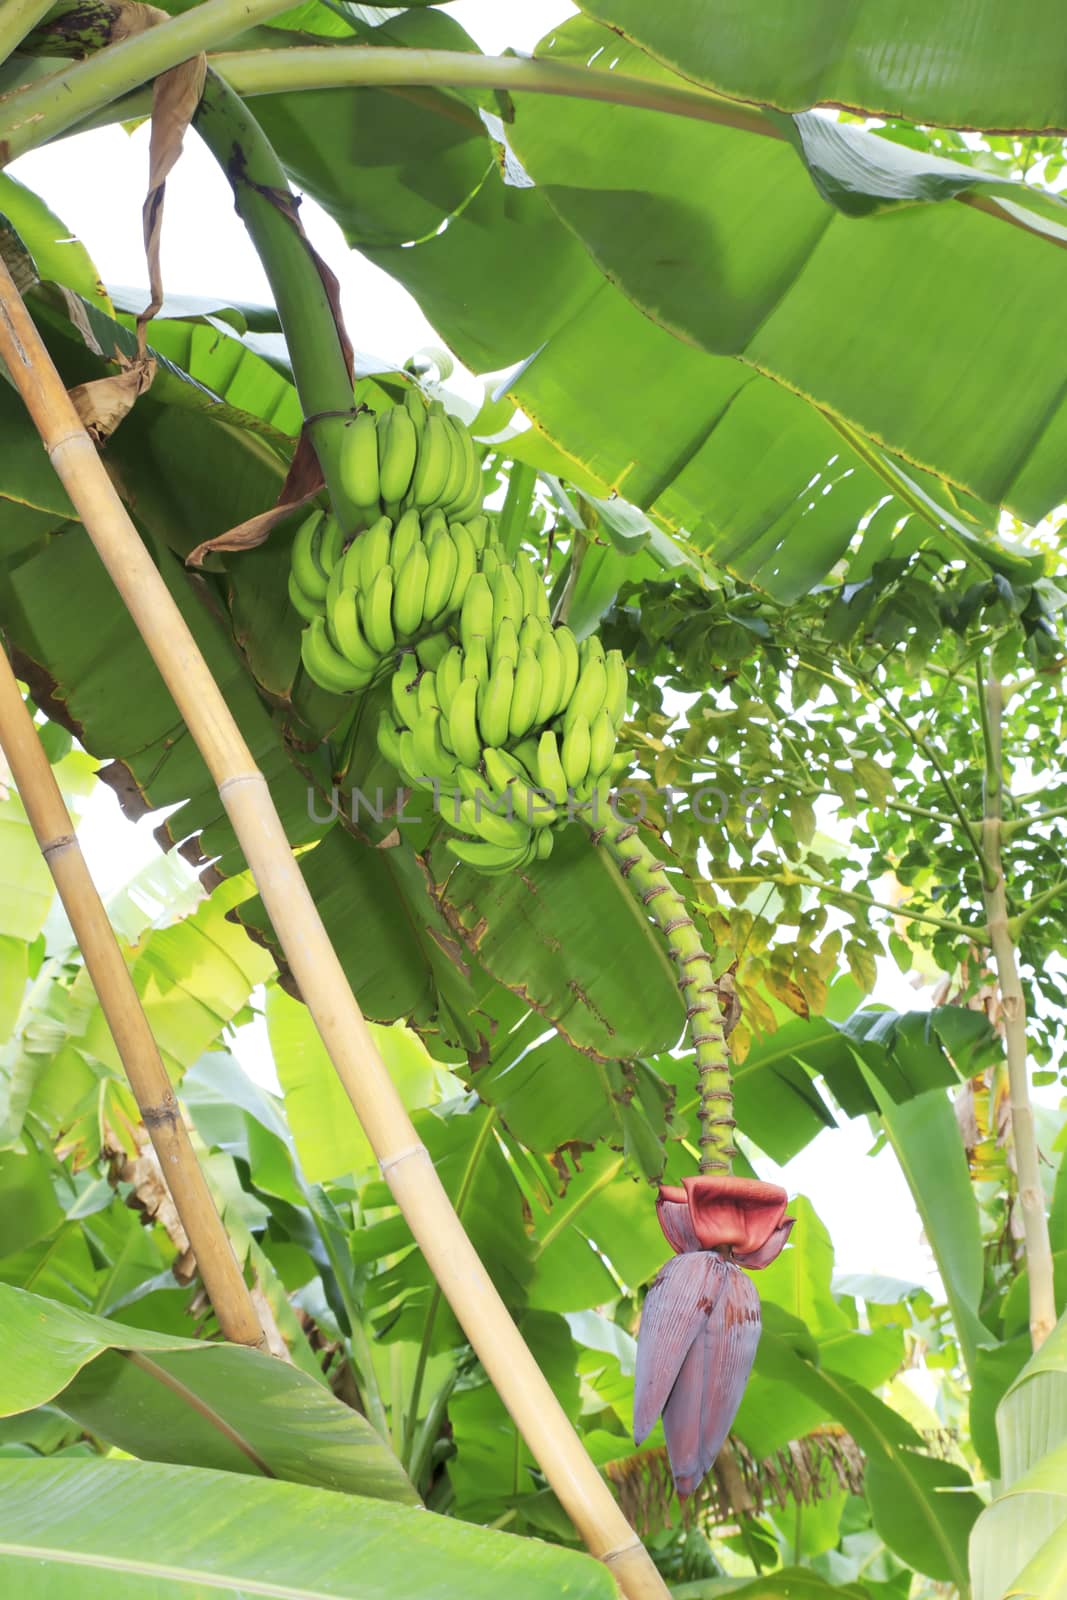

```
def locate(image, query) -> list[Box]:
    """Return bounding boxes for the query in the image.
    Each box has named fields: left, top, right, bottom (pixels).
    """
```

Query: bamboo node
left=219, top=770, right=267, bottom=797
left=600, top=1538, right=646, bottom=1566
left=41, top=832, right=77, bottom=859
left=379, top=1141, right=430, bottom=1177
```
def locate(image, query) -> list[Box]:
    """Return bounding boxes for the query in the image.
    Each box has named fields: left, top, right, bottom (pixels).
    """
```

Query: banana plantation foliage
left=1, top=2, right=1067, bottom=1596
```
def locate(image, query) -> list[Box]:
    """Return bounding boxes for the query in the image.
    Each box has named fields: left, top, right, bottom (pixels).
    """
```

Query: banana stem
left=589, top=810, right=733, bottom=1174
left=0, top=0, right=55, bottom=66
left=0, top=0, right=296, bottom=162
left=193, top=71, right=363, bottom=528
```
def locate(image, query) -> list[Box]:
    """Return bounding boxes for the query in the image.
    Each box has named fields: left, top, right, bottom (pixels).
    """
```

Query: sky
left=8, top=0, right=944, bottom=1294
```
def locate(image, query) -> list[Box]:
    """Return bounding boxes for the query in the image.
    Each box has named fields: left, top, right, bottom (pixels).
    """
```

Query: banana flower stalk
left=633, top=1176, right=794, bottom=1496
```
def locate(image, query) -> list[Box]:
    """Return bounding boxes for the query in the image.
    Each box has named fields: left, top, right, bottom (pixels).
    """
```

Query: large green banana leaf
left=971, top=1439, right=1067, bottom=1600
left=860, top=1069, right=991, bottom=1381
left=0, top=1282, right=415, bottom=1501
left=0, top=1456, right=616, bottom=1598
left=505, top=18, right=1067, bottom=524
left=579, top=0, right=1067, bottom=131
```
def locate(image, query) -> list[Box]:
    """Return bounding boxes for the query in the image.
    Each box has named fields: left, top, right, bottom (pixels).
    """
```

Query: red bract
left=634, top=1176, right=794, bottom=1497
left=657, top=1175, right=794, bottom=1267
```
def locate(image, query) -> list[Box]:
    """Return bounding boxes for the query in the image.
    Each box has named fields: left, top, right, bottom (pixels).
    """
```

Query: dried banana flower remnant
left=634, top=1177, right=794, bottom=1498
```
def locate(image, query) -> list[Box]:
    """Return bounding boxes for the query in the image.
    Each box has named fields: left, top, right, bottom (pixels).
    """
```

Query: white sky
left=10, top=0, right=944, bottom=1292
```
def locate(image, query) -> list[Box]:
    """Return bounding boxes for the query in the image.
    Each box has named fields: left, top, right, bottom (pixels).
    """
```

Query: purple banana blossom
left=634, top=1176, right=795, bottom=1497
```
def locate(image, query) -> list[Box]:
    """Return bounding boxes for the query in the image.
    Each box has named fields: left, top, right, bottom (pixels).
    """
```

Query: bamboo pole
left=0, top=645, right=267, bottom=1351
left=977, top=667, right=1056, bottom=1349
left=0, top=263, right=668, bottom=1600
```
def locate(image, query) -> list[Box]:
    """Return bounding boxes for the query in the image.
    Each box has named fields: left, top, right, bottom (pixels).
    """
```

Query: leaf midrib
left=0, top=1541, right=339, bottom=1598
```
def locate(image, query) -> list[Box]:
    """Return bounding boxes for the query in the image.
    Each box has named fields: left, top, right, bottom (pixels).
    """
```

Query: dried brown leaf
left=138, top=50, right=207, bottom=349
left=68, top=355, right=156, bottom=443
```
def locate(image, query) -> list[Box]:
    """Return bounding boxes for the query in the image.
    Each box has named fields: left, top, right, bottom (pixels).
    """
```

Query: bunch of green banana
left=377, top=589, right=632, bottom=873
left=298, top=505, right=498, bottom=695
left=338, top=392, right=484, bottom=527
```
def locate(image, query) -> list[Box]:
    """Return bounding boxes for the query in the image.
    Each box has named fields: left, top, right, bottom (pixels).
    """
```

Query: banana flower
left=633, top=1176, right=794, bottom=1496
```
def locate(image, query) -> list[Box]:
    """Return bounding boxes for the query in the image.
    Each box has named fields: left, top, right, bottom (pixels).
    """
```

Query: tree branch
left=713, top=872, right=983, bottom=939
left=976, top=660, right=1056, bottom=1350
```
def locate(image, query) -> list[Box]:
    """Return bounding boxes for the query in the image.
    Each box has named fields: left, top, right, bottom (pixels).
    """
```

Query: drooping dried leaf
left=138, top=49, right=207, bottom=350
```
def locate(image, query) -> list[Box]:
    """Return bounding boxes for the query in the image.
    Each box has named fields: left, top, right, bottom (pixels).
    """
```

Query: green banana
left=391, top=650, right=420, bottom=728
left=514, top=551, right=546, bottom=620
left=403, top=387, right=426, bottom=437
left=393, top=543, right=429, bottom=639
left=411, top=707, right=457, bottom=783
left=398, top=730, right=420, bottom=786
left=301, top=617, right=372, bottom=694
left=447, top=677, right=482, bottom=769
left=554, top=625, right=581, bottom=714
left=509, top=647, right=543, bottom=741
left=607, top=747, right=633, bottom=782
left=519, top=615, right=544, bottom=654
left=389, top=506, right=423, bottom=574
left=378, top=406, right=419, bottom=505
left=435, top=645, right=465, bottom=719
left=410, top=412, right=452, bottom=507
left=424, top=529, right=459, bottom=622
left=290, top=510, right=330, bottom=603
left=589, top=705, right=617, bottom=779
left=454, top=764, right=485, bottom=807
left=328, top=588, right=380, bottom=672
left=492, top=618, right=520, bottom=670
left=490, top=565, right=523, bottom=636
left=462, top=635, right=490, bottom=685
left=535, top=730, right=569, bottom=806
left=483, top=746, right=557, bottom=829
left=338, top=410, right=380, bottom=511
left=511, top=738, right=542, bottom=783
left=457, top=795, right=530, bottom=850
left=563, top=657, right=608, bottom=737
left=325, top=546, right=349, bottom=617
left=447, top=836, right=531, bottom=874
left=438, top=418, right=469, bottom=511
left=352, top=516, right=392, bottom=594
left=604, top=649, right=629, bottom=728
left=535, top=630, right=564, bottom=724
left=320, top=515, right=345, bottom=573
left=451, top=422, right=480, bottom=516
left=377, top=711, right=407, bottom=773
left=288, top=569, right=322, bottom=623
left=535, top=829, right=554, bottom=861
left=464, top=514, right=491, bottom=553
left=362, top=565, right=396, bottom=656
left=479, top=544, right=502, bottom=579
left=460, top=571, right=494, bottom=654
left=416, top=668, right=440, bottom=721
left=580, top=634, right=606, bottom=670
left=561, top=714, right=591, bottom=789
left=477, top=655, right=514, bottom=749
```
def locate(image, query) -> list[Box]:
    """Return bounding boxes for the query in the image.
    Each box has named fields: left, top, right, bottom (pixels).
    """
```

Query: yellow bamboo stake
left=0, top=645, right=267, bottom=1351
left=0, top=261, right=668, bottom=1599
